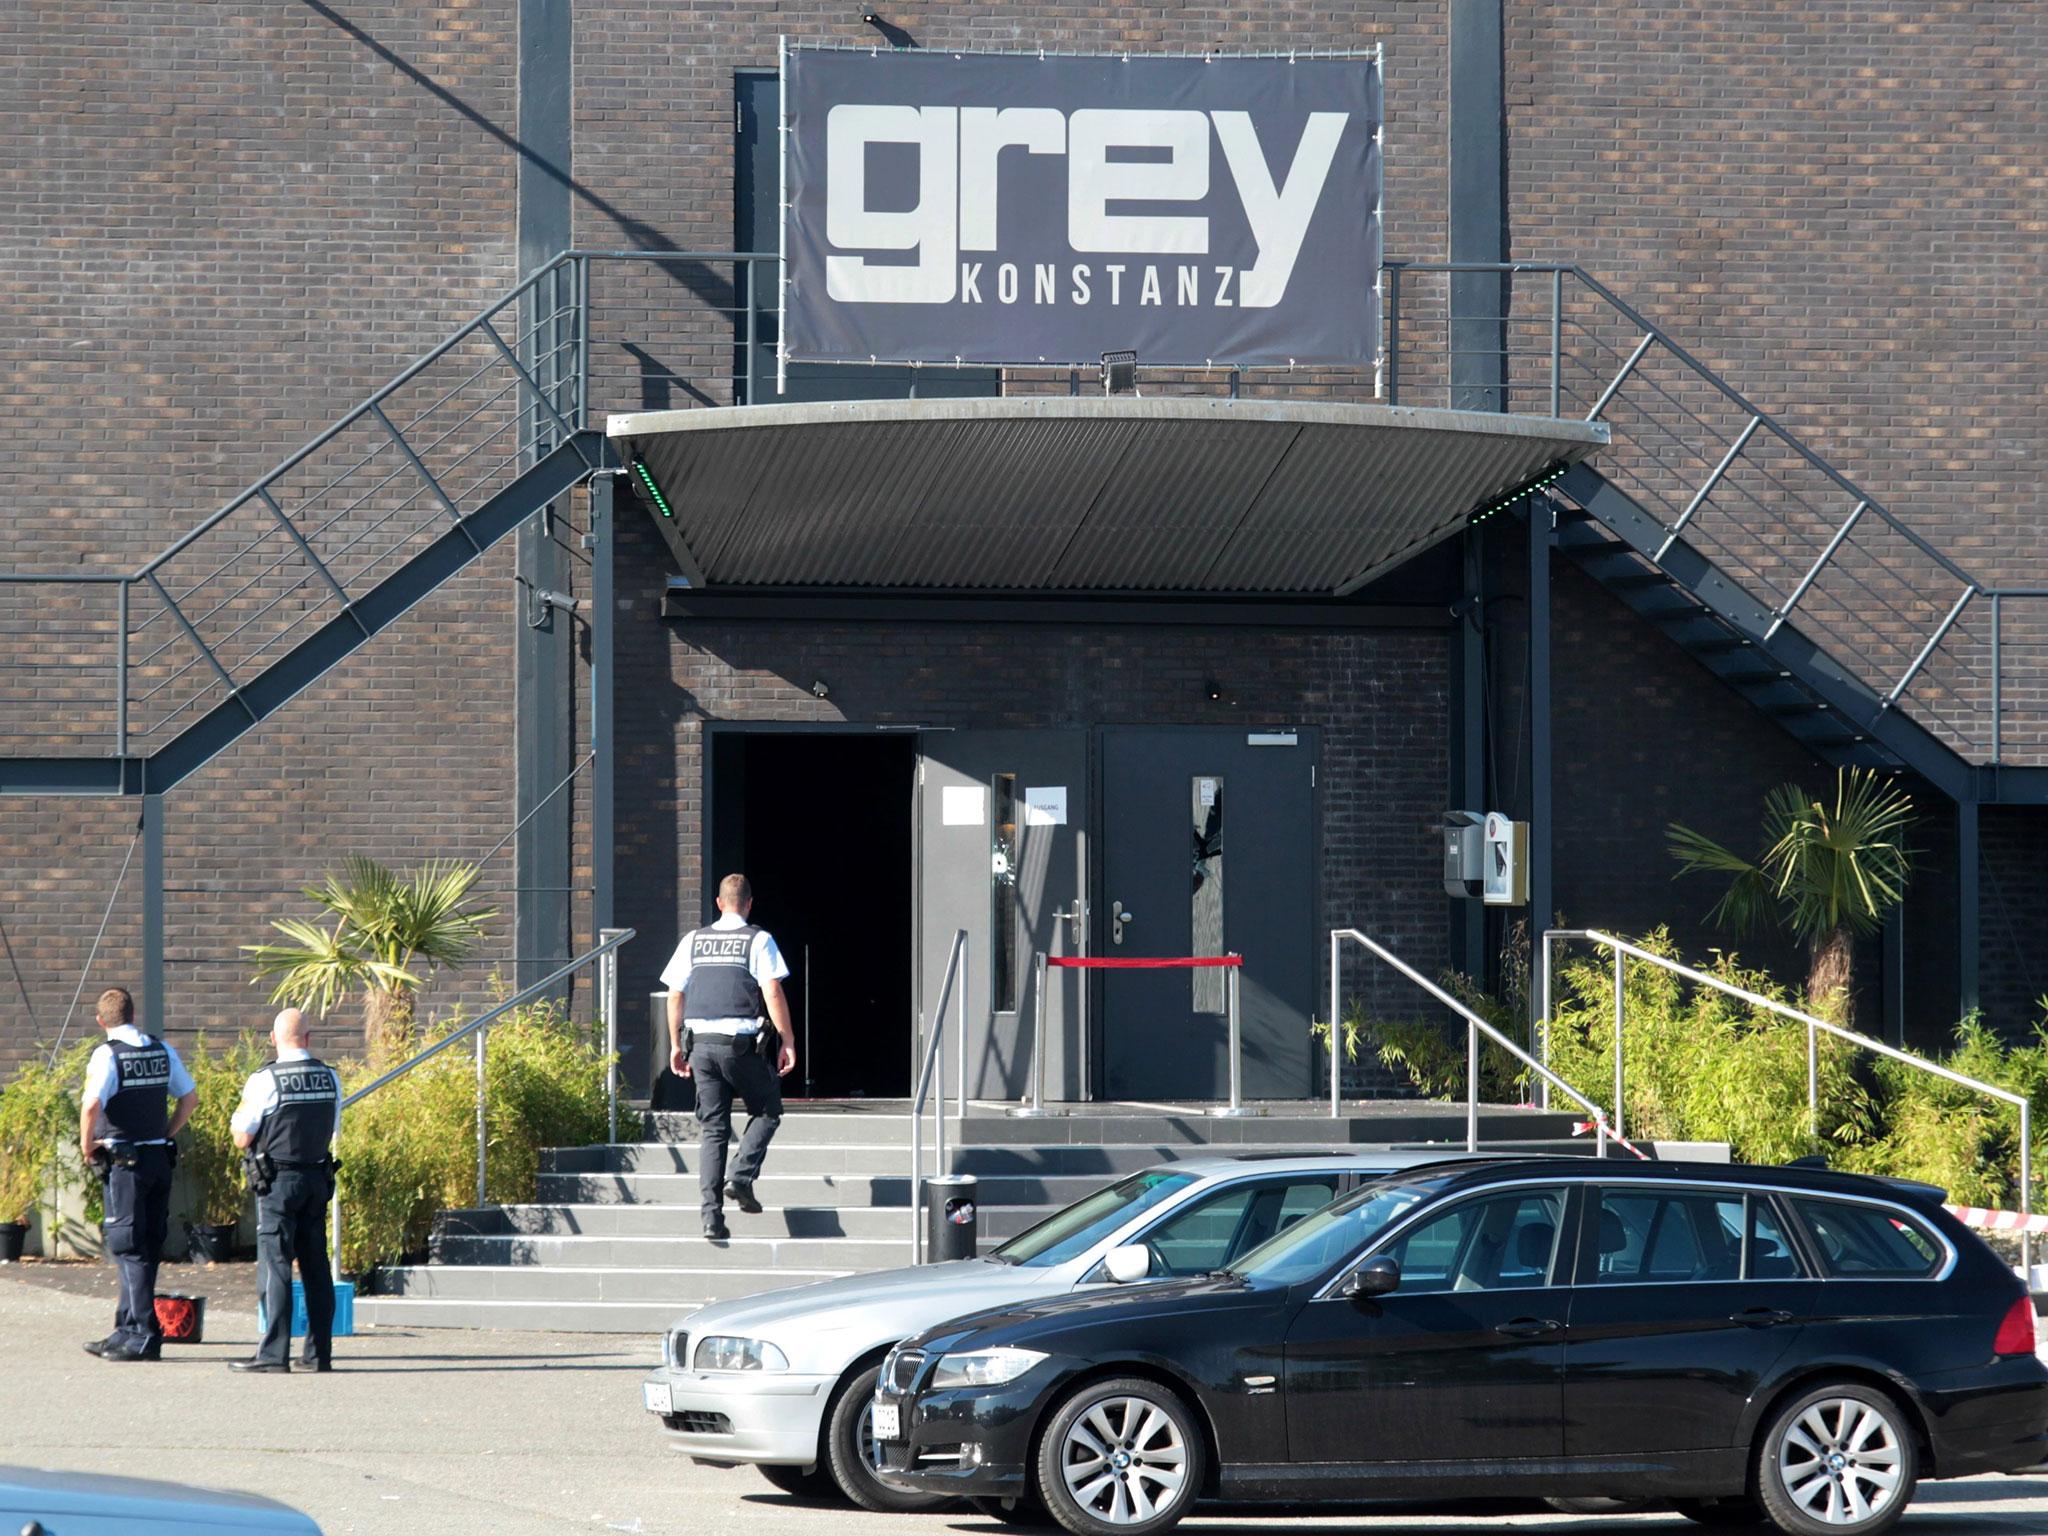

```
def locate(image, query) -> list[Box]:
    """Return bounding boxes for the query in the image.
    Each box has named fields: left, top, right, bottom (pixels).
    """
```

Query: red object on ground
left=1046, top=955, right=1243, bottom=969
left=153, top=1293, right=205, bottom=1343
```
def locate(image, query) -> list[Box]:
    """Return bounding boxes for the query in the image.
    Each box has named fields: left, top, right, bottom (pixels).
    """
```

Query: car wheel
left=823, top=1362, right=952, bottom=1513
left=1545, top=1497, right=1650, bottom=1514
left=1675, top=1496, right=1769, bottom=1527
left=1034, top=1376, right=1205, bottom=1536
left=755, top=1463, right=833, bottom=1499
left=970, top=1493, right=1059, bottom=1526
left=1755, top=1384, right=1918, bottom=1536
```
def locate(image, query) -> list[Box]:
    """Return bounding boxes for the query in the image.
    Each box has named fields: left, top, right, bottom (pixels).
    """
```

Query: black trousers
left=102, top=1144, right=172, bottom=1350
left=689, top=1035, right=782, bottom=1219
left=256, top=1166, right=336, bottom=1367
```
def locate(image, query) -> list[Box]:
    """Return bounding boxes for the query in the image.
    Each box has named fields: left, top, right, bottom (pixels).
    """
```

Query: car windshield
left=1227, top=1176, right=1443, bottom=1285
left=991, top=1171, right=1199, bottom=1268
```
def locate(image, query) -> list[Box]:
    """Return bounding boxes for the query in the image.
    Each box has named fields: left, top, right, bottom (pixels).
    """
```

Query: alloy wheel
left=1058, top=1395, right=1189, bottom=1526
left=1774, top=1397, right=1905, bottom=1527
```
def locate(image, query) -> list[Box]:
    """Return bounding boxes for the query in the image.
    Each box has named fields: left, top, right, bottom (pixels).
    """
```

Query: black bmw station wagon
left=872, top=1159, right=2047, bottom=1536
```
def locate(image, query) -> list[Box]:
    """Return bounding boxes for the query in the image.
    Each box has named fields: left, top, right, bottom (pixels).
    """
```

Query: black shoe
left=82, top=1337, right=113, bottom=1358
left=99, top=1341, right=155, bottom=1363
left=133, top=1337, right=163, bottom=1361
left=725, top=1179, right=762, bottom=1214
left=703, top=1214, right=730, bottom=1241
left=300, top=1358, right=333, bottom=1373
left=229, top=1358, right=290, bottom=1374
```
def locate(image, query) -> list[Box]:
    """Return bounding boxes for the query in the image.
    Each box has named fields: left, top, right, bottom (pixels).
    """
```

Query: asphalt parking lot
left=4, top=1271, right=2047, bottom=1536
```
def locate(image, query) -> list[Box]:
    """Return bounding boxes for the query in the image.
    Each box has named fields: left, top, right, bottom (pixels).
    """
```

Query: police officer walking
left=228, top=1007, right=343, bottom=1373
left=79, top=986, right=196, bottom=1362
left=662, top=873, right=795, bottom=1241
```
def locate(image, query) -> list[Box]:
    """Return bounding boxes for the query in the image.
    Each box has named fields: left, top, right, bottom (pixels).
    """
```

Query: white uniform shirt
left=81, top=1025, right=195, bottom=1145
left=658, top=911, right=790, bottom=1036
left=230, top=1046, right=344, bottom=1145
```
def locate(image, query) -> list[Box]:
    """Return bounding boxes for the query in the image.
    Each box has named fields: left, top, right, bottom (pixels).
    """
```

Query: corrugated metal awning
left=608, top=397, right=1607, bottom=595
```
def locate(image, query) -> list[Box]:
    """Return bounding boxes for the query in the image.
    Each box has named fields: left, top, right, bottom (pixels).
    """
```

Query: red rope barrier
left=1046, top=955, right=1242, bottom=969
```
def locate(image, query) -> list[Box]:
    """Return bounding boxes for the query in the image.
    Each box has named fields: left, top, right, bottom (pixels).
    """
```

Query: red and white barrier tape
left=1947, top=1205, right=2048, bottom=1235
left=1570, top=1119, right=1653, bottom=1162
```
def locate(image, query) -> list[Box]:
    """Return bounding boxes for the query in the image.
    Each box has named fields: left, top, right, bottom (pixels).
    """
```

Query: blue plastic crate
left=255, top=1278, right=354, bottom=1339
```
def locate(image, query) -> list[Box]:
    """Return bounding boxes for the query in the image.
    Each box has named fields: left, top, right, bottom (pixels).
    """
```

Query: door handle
left=1111, top=900, right=1135, bottom=945
left=1494, top=1317, right=1562, bottom=1338
left=1730, top=1307, right=1796, bottom=1328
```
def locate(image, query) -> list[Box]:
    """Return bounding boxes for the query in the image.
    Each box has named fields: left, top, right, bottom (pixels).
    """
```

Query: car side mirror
left=1342, top=1255, right=1400, bottom=1299
left=1104, top=1245, right=1152, bottom=1284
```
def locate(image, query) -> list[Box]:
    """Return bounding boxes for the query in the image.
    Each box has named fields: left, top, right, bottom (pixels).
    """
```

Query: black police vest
left=103, top=1036, right=173, bottom=1144
left=681, top=924, right=767, bottom=1021
left=256, top=1058, right=341, bottom=1164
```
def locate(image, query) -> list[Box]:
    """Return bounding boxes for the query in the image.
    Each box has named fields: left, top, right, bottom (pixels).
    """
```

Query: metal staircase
left=1387, top=261, right=2044, bottom=802
left=0, top=259, right=601, bottom=796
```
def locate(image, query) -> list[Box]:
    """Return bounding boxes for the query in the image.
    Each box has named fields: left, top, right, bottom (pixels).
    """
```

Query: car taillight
left=1993, top=1295, right=2038, bottom=1357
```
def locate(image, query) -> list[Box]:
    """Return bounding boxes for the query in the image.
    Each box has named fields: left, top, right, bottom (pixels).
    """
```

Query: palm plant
left=1668, top=768, right=1914, bottom=1017
left=244, top=856, right=498, bottom=1061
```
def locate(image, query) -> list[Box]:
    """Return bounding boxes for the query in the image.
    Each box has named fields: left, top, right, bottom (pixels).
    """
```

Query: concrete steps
left=356, top=1101, right=1595, bottom=1334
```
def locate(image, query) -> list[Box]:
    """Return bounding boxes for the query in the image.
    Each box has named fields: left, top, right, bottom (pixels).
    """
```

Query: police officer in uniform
left=228, top=1007, right=343, bottom=1373
left=662, top=873, right=794, bottom=1240
left=79, top=986, right=196, bottom=1362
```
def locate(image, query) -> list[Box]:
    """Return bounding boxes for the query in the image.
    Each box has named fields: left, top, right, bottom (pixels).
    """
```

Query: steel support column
left=1958, top=797, right=1980, bottom=1019
left=1528, top=500, right=1555, bottom=1024
left=515, top=0, right=576, bottom=990
left=590, top=472, right=616, bottom=934
left=142, top=793, right=164, bottom=1027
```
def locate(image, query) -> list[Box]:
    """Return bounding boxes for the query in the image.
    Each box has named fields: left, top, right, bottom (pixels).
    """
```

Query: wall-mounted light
left=809, top=679, right=831, bottom=699
left=1204, top=679, right=1224, bottom=702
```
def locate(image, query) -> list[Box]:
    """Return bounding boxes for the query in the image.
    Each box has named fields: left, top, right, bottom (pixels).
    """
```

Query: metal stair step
left=427, top=1232, right=913, bottom=1271
left=434, top=1202, right=912, bottom=1240
left=355, top=1296, right=696, bottom=1334
left=368, top=1263, right=855, bottom=1305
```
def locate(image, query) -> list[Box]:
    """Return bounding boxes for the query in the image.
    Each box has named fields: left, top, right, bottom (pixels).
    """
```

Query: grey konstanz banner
left=782, top=47, right=1382, bottom=371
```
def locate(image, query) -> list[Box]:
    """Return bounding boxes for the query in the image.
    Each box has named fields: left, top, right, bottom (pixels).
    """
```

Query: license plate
left=871, top=1399, right=902, bottom=1441
left=643, top=1381, right=674, bottom=1415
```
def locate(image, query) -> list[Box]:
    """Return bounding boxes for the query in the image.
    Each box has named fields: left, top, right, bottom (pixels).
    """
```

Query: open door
left=917, top=731, right=1088, bottom=1101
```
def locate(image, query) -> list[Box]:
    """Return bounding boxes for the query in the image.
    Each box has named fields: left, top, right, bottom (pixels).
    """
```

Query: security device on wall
left=1440, top=811, right=1484, bottom=899
left=1443, top=810, right=1529, bottom=905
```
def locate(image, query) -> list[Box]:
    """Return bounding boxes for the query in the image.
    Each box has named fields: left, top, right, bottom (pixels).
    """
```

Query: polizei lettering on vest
left=823, top=107, right=1347, bottom=310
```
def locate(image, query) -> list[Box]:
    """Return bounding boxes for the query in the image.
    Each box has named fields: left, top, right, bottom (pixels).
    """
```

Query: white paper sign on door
left=941, top=785, right=985, bottom=826
left=1023, top=787, right=1068, bottom=826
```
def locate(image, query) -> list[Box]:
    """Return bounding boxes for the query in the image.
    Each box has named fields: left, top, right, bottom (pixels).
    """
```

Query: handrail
left=331, top=927, right=635, bottom=1265
left=1329, top=928, right=1637, bottom=1158
left=910, top=929, right=968, bottom=1261
left=1544, top=927, right=2033, bottom=1271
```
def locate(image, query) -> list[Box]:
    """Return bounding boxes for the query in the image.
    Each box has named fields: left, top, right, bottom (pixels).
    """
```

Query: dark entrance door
left=917, top=731, right=1089, bottom=1100
left=1098, top=728, right=1317, bottom=1101
left=707, top=730, right=916, bottom=1099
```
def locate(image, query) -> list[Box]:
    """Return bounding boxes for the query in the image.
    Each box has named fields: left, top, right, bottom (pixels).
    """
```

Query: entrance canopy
left=609, top=397, right=1607, bottom=596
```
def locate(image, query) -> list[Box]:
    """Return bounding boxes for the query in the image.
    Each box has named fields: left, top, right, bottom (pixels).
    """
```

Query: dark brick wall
left=0, top=2, right=529, bottom=1069
left=611, top=508, right=1450, bottom=1095
left=1979, top=808, right=2048, bottom=1041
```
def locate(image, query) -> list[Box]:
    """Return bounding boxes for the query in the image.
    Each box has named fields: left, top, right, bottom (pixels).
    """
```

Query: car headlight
left=929, top=1347, right=1048, bottom=1391
left=692, top=1335, right=789, bottom=1372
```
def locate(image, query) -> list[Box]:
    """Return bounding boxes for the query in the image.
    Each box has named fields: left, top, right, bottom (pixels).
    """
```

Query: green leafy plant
left=0, top=1042, right=93, bottom=1227
left=244, top=855, right=497, bottom=1062
left=1669, top=767, right=1913, bottom=1016
left=179, top=1034, right=272, bottom=1227
left=334, top=989, right=610, bottom=1275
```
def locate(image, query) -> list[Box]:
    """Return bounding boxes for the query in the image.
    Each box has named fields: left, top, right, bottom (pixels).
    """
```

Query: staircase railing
left=1328, top=928, right=1635, bottom=1157
left=1381, top=261, right=2018, bottom=765
left=4, top=253, right=2015, bottom=768
left=331, top=926, right=635, bottom=1266
left=1542, top=927, right=2033, bottom=1270
left=910, top=929, right=968, bottom=1261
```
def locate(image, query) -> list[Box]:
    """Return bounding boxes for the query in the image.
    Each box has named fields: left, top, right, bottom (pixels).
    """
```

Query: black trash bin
left=925, top=1175, right=979, bottom=1263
